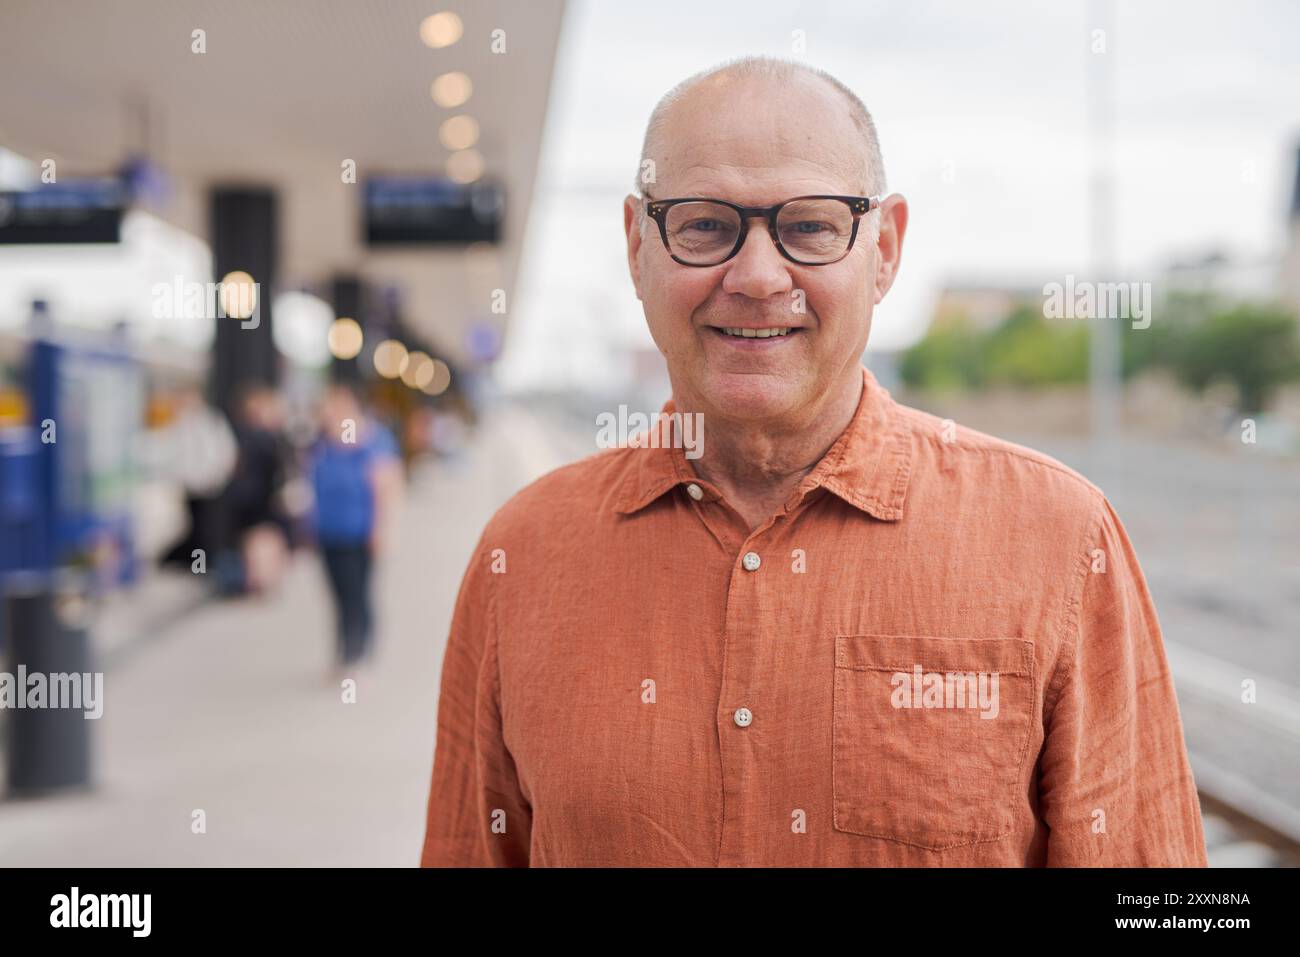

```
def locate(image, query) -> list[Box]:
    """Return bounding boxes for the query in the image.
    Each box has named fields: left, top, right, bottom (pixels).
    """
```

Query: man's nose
left=720, top=218, right=793, bottom=300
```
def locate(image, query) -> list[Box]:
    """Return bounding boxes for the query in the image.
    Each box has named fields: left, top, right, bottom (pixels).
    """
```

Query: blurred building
left=929, top=282, right=1041, bottom=333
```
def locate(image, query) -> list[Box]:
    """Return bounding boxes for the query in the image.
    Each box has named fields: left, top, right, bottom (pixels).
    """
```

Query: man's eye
left=684, top=219, right=723, bottom=232
left=789, top=221, right=829, bottom=234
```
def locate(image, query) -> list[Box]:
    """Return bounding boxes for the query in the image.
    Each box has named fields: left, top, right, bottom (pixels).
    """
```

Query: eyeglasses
left=643, top=193, right=879, bottom=267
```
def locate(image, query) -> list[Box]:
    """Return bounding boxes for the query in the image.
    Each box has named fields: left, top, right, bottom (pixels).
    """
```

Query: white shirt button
left=742, top=551, right=761, bottom=572
left=733, top=707, right=753, bottom=728
left=686, top=483, right=703, bottom=501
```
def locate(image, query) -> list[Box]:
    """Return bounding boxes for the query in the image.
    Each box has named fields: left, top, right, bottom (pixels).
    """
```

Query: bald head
left=635, top=56, right=887, bottom=199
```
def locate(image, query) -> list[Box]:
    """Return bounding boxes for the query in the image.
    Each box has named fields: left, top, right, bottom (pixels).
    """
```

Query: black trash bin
left=3, top=572, right=95, bottom=796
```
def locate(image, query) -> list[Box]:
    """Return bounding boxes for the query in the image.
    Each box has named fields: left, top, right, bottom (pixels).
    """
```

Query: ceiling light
left=401, top=351, right=436, bottom=389
left=327, top=317, right=363, bottom=360
left=373, top=339, right=409, bottom=379
left=439, top=115, right=479, bottom=151
left=219, top=271, right=257, bottom=320
left=431, top=71, right=472, bottom=108
left=419, top=12, right=463, bottom=49
left=422, top=359, right=452, bottom=396
left=446, top=149, right=484, bottom=184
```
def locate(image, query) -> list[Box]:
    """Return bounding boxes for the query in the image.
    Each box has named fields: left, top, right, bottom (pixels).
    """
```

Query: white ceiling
left=0, top=0, right=567, bottom=361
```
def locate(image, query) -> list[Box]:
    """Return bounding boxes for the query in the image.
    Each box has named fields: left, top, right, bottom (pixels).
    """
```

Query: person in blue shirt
left=309, top=383, right=402, bottom=672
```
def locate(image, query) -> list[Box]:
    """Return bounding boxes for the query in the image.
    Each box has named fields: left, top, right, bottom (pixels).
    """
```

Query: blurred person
left=225, top=384, right=295, bottom=595
left=430, top=408, right=469, bottom=460
left=403, top=405, right=435, bottom=462
left=159, top=386, right=237, bottom=574
left=421, top=57, right=1207, bottom=868
left=309, top=383, right=402, bottom=675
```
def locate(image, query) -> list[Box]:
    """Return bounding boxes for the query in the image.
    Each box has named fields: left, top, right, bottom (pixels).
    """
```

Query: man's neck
left=677, top=368, right=864, bottom=533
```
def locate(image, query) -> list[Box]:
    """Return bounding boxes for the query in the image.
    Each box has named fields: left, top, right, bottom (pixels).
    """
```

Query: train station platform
left=0, top=405, right=574, bottom=865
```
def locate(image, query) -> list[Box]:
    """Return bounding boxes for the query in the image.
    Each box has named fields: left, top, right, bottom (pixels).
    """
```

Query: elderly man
left=420, top=57, right=1207, bottom=867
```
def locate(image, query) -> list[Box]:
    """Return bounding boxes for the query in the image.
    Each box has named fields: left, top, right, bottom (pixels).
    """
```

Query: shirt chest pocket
left=832, top=633, right=1037, bottom=851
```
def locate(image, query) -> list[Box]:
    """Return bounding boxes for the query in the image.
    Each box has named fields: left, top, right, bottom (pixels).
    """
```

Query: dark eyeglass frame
left=642, top=193, right=880, bottom=267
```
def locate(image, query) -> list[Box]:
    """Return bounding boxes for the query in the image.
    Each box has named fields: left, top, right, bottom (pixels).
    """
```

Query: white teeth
left=721, top=327, right=792, bottom=338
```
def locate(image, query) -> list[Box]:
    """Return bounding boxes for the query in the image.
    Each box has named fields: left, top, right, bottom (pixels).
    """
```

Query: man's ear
left=624, top=194, right=645, bottom=301
left=872, top=193, right=908, bottom=304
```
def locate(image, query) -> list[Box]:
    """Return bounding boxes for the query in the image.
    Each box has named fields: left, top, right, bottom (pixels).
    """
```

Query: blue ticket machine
left=1, top=333, right=142, bottom=794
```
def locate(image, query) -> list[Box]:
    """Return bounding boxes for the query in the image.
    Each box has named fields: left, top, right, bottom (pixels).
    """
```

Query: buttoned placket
left=693, top=483, right=816, bottom=866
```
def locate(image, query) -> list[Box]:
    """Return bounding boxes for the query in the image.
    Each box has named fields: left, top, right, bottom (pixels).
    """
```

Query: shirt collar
left=613, top=365, right=913, bottom=521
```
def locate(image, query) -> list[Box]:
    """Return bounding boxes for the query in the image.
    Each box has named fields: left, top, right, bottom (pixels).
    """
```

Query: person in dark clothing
left=223, top=384, right=295, bottom=594
left=319, top=544, right=373, bottom=666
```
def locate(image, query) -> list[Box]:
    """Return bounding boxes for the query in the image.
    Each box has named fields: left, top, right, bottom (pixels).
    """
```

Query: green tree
left=1120, top=289, right=1214, bottom=380
left=898, top=315, right=986, bottom=391
left=1173, top=303, right=1300, bottom=413
left=984, top=306, right=1088, bottom=387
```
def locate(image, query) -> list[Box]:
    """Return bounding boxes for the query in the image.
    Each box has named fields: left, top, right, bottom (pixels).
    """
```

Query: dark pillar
left=209, top=187, right=278, bottom=416
left=4, top=579, right=94, bottom=795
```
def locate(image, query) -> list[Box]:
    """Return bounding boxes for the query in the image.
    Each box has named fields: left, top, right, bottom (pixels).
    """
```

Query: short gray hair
left=634, top=55, right=887, bottom=198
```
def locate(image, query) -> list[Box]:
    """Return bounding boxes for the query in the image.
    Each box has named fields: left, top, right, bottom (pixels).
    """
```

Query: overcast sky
left=500, top=0, right=1300, bottom=392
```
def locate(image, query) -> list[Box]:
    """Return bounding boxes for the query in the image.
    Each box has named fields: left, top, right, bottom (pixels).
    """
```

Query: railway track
left=1167, top=641, right=1300, bottom=867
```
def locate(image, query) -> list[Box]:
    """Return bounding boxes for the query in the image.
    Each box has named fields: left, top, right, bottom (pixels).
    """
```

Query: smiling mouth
left=712, top=326, right=799, bottom=339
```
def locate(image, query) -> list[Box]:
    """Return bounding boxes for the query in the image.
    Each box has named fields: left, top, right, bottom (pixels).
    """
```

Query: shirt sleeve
left=1038, top=495, right=1208, bottom=866
left=419, top=532, right=532, bottom=866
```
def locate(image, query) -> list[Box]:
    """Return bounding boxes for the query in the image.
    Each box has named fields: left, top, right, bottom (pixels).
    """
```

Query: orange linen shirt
left=420, top=366, right=1208, bottom=867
